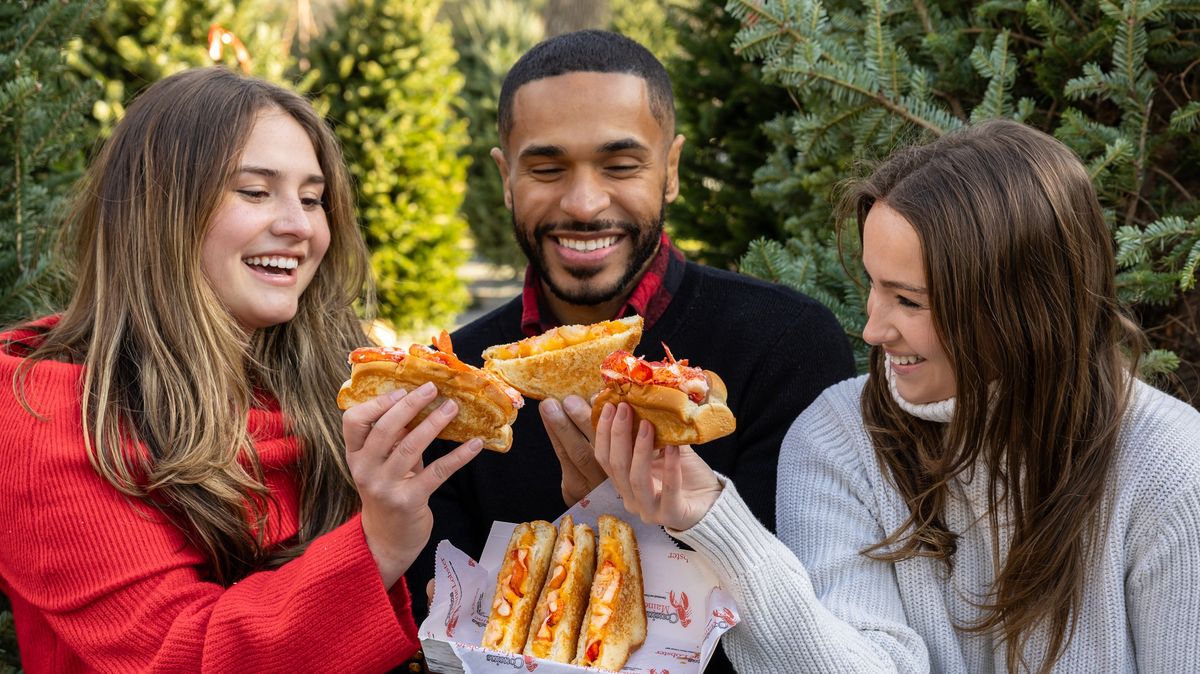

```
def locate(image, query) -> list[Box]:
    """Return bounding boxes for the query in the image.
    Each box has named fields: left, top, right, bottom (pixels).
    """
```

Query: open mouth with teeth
left=553, top=235, right=620, bottom=252
left=889, top=353, right=926, bottom=366
left=244, top=255, right=299, bottom=276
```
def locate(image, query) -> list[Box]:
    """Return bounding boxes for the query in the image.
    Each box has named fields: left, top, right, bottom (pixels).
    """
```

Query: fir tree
left=444, top=0, right=544, bottom=269
left=729, top=0, right=1200, bottom=395
left=667, top=1, right=796, bottom=269
left=1, top=0, right=99, bottom=326
left=307, top=0, right=471, bottom=335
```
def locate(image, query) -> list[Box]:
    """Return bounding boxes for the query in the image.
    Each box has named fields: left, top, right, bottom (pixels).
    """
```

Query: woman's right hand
left=593, top=402, right=723, bottom=532
left=342, top=381, right=483, bottom=588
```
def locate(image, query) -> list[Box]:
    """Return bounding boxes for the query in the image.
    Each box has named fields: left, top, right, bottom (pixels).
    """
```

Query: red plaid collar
left=520, top=232, right=684, bottom=336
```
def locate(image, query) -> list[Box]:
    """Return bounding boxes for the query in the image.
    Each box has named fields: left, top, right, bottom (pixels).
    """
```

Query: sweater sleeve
left=1123, top=401, right=1200, bottom=673
left=0, top=370, right=418, bottom=672
left=672, top=385, right=929, bottom=674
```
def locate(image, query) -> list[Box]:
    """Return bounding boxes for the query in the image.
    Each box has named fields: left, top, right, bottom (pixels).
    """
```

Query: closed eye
left=238, top=189, right=269, bottom=200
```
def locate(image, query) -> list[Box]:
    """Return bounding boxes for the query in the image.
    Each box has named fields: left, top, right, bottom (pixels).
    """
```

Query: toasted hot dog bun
left=523, top=516, right=597, bottom=663
left=482, top=520, right=558, bottom=653
left=483, top=316, right=643, bottom=401
left=591, top=349, right=736, bottom=447
left=574, top=515, right=646, bottom=671
left=337, top=334, right=523, bottom=452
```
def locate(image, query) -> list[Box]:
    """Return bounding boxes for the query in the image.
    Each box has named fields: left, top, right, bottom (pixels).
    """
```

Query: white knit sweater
left=673, top=376, right=1200, bottom=673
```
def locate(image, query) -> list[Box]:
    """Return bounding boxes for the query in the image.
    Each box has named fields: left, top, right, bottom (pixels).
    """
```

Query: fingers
left=628, top=420, right=660, bottom=519
left=560, top=395, right=596, bottom=444
left=660, top=444, right=683, bottom=526
left=382, top=397, right=460, bottom=478
left=411, top=438, right=484, bottom=495
left=603, top=403, right=638, bottom=506
left=426, top=578, right=436, bottom=609
left=592, top=402, right=616, bottom=475
left=542, top=398, right=607, bottom=504
left=355, top=382, right=437, bottom=462
left=342, top=387, right=408, bottom=453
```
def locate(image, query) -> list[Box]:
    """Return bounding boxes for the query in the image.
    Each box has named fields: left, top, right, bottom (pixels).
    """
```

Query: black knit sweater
left=407, top=261, right=854, bottom=666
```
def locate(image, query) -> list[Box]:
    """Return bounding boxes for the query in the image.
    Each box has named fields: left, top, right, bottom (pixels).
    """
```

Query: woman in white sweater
left=592, top=120, right=1200, bottom=673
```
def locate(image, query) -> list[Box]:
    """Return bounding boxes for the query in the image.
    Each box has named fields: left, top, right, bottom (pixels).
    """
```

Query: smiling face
left=861, top=202, right=956, bottom=404
left=492, top=72, right=684, bottom=316
left=200, top=108, right=330, bottom=331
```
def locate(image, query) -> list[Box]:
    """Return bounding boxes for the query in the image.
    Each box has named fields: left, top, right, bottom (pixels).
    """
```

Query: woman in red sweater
left=0, top=67, right=482, bottom=672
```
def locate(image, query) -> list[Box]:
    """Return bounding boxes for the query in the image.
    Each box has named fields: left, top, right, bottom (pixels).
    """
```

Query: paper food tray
left=418, top=480, right=740, bottom=673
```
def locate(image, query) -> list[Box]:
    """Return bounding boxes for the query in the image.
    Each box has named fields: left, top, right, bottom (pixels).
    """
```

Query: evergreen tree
left=1, top=0, right=99, bottom=326
left=729, top=0, right=1200, bottom=395
left=667, top=1, right=795, bottom=269
left=444, top=0, right=544, bottom=269
left=66, top=0, right=290, bottom=136
left=307, top=0, right=471, bottom=335
left=610, top=0, right=679, bottom=62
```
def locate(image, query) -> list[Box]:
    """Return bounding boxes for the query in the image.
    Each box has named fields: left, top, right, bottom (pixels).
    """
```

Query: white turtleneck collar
left=884, top=353, right=956, bottom=423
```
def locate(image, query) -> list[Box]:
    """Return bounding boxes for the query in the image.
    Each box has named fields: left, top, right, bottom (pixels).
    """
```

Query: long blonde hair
left=842, top=120, right=1143, bottom=672
left=16, top=67, right=372, bottom=584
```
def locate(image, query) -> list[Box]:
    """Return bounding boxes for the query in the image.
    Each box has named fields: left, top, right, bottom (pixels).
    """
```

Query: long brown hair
left=15, top=67, right=372, bottom=584
left=842, top=120, right=1142, bottom=672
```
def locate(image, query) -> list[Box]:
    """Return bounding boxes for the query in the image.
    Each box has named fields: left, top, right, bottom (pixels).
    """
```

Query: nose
left=861, top=289, right=897, bottom=346
left=559, top=170, right=610, bottom=222
left=270, top=197, right=316, bottom=239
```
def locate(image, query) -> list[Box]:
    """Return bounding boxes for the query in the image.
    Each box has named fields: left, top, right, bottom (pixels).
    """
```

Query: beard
left=513, top=204, right=666, bottom=306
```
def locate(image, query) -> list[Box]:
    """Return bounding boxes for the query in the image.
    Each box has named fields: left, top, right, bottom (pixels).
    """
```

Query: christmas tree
left=729, top=0, right=1200, bottom=394
left=306, top=0, right=472, bottom=335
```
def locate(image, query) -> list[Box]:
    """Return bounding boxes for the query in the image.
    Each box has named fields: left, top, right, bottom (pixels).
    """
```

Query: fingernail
left=616, top=404, right=629, bottom=421
left=638, top=421, right=652, bottom=438
left=417, top=381, right=437, bottom=395
left=543, top=398, right=561, bottom=416
left=467, top=438, right=483, bottom=452
left=600, top=403, right=615, bottom=420
left=564, top=397, right=585, bottom=415
left=440, top=399, right=458, bottom=415
left=389, top=388, right=406, bottom=402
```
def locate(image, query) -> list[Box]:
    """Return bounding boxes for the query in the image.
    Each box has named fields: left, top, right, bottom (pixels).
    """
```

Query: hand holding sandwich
left=343, top=382, right=484, bottom=588
left=541, top=395, right=608, bottom=506
left=593, top=402, right=723, bottom=532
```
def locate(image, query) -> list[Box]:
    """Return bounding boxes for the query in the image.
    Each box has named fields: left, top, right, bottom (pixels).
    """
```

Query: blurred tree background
left=2, top=0, right=1200, bottom=667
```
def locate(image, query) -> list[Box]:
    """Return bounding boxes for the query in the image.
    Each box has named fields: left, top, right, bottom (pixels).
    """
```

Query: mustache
left=533, top=220, right=640, bottom=240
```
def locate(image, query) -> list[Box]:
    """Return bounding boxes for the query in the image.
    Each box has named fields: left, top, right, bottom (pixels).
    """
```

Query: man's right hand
left=540, top=395, right=608, bottom=505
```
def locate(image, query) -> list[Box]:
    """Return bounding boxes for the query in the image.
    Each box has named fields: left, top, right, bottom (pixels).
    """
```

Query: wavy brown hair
left=840, top=120, right=1142, bottom=673
left=14, top=67, right=372, bottom=585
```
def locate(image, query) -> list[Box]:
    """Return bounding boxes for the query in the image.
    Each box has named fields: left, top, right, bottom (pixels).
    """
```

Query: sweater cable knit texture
left=672, top=375, right=1200, bottom=673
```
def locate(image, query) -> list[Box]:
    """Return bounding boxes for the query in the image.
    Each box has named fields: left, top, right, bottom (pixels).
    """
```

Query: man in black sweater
left=407, top=30, right=854, bottom=672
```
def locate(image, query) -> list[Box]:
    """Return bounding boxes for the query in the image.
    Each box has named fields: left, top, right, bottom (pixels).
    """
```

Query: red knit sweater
left=0, top=319, right=419, bottom=672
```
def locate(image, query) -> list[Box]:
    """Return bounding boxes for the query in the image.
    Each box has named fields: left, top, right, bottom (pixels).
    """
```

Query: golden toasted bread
left=481, top=520, right=558, bottom=653
left=574, top=515, right=646, bottom=671
left=523, top=516, right=597, bottom=662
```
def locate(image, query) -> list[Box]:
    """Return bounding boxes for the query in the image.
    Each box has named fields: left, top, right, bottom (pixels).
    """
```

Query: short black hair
left=497, top=29, right=675, bottom=147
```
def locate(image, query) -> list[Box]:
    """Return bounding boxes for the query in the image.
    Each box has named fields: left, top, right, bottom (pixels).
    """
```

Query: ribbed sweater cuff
left=669, top=474, right=792, bottom=588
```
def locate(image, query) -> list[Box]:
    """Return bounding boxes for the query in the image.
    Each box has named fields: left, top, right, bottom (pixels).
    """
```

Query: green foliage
left=307, top=0, right=471, bottom=334
left=0, top=590, right=16, bottom=673
left=667, top=2, right=797, bottom=268
left=610, top=0, right=680, bottom=62
left=728, top=0, right=1200, bottom=388
left=1, top=0, right=99, bottom=328
left=444, top=0, right=544, bottom=269
left=65, top=0, right=290, bottom=136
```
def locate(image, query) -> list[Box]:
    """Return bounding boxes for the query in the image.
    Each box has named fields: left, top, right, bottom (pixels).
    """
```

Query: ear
left=491, top=147, right=513, bottom=210
left=664, top=134, right=685, bottom=203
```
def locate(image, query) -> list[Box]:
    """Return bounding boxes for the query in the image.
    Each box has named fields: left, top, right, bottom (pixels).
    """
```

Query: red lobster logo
left=522, top=654, right=539, bottom=671
left=649, top=669, right=671, bottom=674
left=712, top=607, right=737, bottom=627
left=668, top=590, right=692, bottom=628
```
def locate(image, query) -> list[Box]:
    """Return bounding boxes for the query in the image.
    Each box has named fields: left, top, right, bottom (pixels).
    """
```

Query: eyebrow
left=239, top=166, right=325, bottom=185
left=517, top=137, right=651, bottom=160
left=880, top=279, right=928, bottom=294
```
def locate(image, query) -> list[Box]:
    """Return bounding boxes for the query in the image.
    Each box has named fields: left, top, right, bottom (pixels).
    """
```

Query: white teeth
left=557, top=236, right=618, bottom=252
left=891, top=354, right=923, bottom=365
left=245, top=256, right=299, bottom=269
